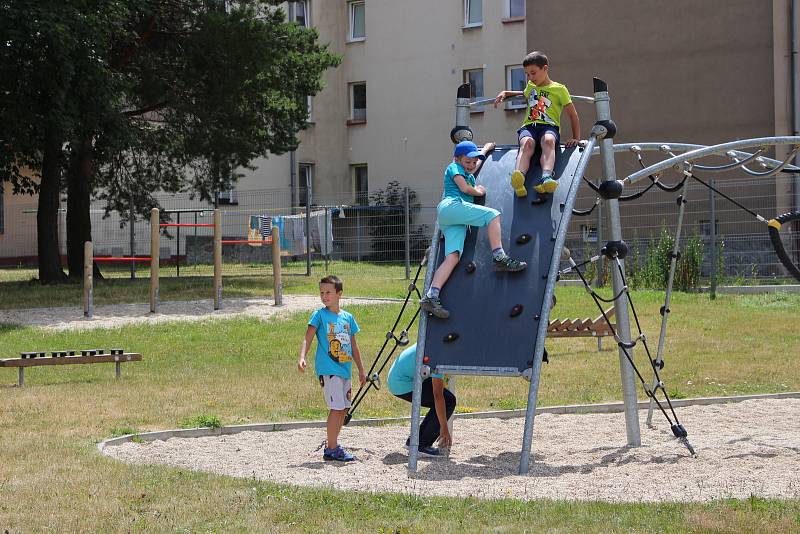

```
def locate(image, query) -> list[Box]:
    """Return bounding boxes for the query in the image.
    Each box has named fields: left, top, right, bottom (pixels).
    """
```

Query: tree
left=0, top=1, right=340, bottom=281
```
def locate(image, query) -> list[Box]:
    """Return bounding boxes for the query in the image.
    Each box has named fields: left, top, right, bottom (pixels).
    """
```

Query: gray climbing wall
left=422, top=144, right=585, bottom=374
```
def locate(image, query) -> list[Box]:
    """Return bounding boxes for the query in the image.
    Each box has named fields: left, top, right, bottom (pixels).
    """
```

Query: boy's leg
left=486, top=217, right=527, bottom=272
left=321, top=376, right=355, bottom=461
left=326, top=408, right=346, bottom=449
left=535, top=130, right=560, bottom=194
left=421, top=252, right=459, bottom=318
left=512, top=129, right=536, bottom=197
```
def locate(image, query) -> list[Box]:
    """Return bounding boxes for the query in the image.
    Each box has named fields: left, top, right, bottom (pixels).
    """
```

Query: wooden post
left=213, top=209, right=222, bottom=310
left=83, top=241, right=93, bottom=319
left=150, top=208, right=159, bottom=313
left=272, top=226, right=283, bottom=306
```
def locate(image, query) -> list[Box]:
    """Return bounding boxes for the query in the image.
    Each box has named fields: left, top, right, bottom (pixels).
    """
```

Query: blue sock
left=426, top=287, right=440, bottom=299
left=492, top=247, right=505, bottom=259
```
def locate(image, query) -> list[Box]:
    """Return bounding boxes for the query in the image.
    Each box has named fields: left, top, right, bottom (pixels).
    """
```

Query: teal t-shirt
left=442, top=162, right=476, bottom=203
left=308, top=307, right=360, bottom=378
left=387, top=343, right=444, bottom=396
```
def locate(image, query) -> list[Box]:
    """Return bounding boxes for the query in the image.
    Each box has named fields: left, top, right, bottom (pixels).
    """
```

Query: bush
left=627, top=225, right=704, bottom=291
left=368, top=180, right=429, bottom=262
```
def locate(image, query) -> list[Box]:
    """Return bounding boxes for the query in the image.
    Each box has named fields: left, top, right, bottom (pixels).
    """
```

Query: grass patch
left=179, top=414, right=222, bottom=429
left=0, top=287, right=798, bottom=530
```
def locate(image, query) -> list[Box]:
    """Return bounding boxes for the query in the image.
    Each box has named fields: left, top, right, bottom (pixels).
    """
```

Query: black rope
left=688, top=171, right=762, bottom=220
left=345, top=259, right=425, bottom=424
left=618, top=180, right=657, bottom=202
left=637, top=153, right=688, bottom=192
left=572, top=202, right=598, bottom=217
left=571, top=255, right=694, bottom=454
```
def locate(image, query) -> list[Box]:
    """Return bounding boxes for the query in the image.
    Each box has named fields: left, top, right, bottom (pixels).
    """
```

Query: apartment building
left=236, top=0, right=528, bottom=207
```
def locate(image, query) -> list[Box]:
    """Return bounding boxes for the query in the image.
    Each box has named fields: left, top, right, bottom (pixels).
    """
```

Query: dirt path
left=104, top=398, right=800, bottom=503
left=0, top=295, right=398, bottom=331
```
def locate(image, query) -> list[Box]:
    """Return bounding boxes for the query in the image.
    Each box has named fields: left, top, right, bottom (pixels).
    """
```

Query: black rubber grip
left=769, top=211, right=800, bottom=282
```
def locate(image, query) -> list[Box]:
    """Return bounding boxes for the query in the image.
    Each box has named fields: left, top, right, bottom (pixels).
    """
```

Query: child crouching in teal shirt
left=298, top=275, right=366, bottom=462
left=420, top=141, right=527, bottom=319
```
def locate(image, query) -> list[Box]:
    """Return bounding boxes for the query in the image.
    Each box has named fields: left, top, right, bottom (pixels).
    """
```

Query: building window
left=288, top=1, right=310, bottom=27
left=218, top=189, right=239, bottom=206
left=352, top=164, right=368, bottom=205
left=505, top=65, right=526, bottom=109
left=507, top=0, right=524, bottom=18
left=349, top=82, right=366, bottom=122
left=306, top=95, right=314, bottom=122
left=463, top=69, right=484, bottom=103
left=348, top=1, right=365, bottom=41
left=581, top=224, right=597, bottom=243
left=464, top=0, right=482, bottom=27
left=299, top=163, right=314, bottom=206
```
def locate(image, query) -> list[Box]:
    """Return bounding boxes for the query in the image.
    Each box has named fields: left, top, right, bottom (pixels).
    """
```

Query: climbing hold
left=601, top=240, right=628, bottom=259
left=516, top=234, right=531, bottom=245
left=443, top=332, right=459, bottom=343
left=510, top=304, right=524, bottom=317
left=422, top=355, right=430, bottom=364
left=598, top=180, right=623, bottom=199
left=465, top=261, right=476, bottom=273
left=531, top=195, right=547, bottom=205
left=534, top=315, right=540, bottom=321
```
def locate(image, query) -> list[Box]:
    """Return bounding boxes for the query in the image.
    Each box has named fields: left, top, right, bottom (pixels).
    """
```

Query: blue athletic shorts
left=517, top=123, right=560, bottom=144
left=437, top=197, right=500, bottom=256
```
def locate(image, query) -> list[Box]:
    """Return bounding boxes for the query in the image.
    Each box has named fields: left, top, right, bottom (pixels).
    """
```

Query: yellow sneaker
left=510, top=170, right=527, bottom=197
left=534, top=176, right=558, bottom=194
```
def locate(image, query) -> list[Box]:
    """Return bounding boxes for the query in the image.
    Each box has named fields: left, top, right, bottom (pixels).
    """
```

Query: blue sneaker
left=323, top=445, right=355, bottom=462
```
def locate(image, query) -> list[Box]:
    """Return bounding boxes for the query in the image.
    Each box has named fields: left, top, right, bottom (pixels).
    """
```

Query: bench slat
left=0, top=353, right=142, bottom=368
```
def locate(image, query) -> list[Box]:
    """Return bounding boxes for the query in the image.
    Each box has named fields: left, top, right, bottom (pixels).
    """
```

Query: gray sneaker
left=493, top=255, right=527, bottom=272
left=420, top=296, right=450, bottom=318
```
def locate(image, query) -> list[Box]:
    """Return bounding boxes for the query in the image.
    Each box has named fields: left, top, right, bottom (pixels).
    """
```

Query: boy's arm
left=298, top=325, right=316, bottom=372
left=564, top=103, right=581, bottom=147
left=453, top=174, right=485, bottom=197
left=473, top=142, right=496, bottom=173
left=494, top=90, right=524, bottom=107
left=432, top=378, right=452, bottom=447
left=350, top=334, right=366, bottom=385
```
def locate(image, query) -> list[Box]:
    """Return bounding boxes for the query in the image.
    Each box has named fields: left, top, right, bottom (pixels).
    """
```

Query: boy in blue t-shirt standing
left=298, top=275, right=366, bottom=462
left=420, top=140, right=527, bottom=319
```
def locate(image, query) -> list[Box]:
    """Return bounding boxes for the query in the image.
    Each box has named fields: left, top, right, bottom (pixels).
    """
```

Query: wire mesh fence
left=1, top=173, right=798, bottom=286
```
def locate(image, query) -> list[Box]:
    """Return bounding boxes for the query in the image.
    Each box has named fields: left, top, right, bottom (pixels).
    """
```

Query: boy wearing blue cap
left=494, top=51, right=581, bottom=197
left=420, top=140, right=527, bottom=319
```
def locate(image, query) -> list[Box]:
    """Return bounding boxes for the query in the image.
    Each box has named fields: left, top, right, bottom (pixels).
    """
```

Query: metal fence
left=1, top=173, right=798, bottom=285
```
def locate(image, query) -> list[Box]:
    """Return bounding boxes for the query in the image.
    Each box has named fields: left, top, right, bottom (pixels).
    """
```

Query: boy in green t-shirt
left=494, top=51, right=581, bottom=197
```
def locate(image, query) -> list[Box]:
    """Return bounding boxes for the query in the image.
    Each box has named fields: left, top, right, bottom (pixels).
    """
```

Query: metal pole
left=596, top=199, right=604, bottom=287
left=150, top=208, right=159, bottom=313
left=324, top=208, right=329, bottom=273
left=646, top=182, right=688, bottom=426
left=594, top=78, right=641, bottom=448
left=213, top=209, right=222, bottom=310
left=404, top=187, right=411, bottom=279
left=356, top=210, right=361, bottom=262
left=409, top=221, right=440, bottom=472
left=710, top=180, right=717, bottom=299
left=83, top=241, right=93, bottom=319
left=519, top=135, right=599, bottom=474
left=193, top=212, right=198, bottom=268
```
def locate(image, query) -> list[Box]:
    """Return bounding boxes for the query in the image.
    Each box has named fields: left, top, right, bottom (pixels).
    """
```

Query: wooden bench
left=0, top=349, right=142, bottom=386
left=548, top=306, right=616, bottom=350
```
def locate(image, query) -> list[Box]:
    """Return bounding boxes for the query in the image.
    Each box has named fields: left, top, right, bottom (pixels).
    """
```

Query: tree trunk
left=66, top=138, right=102, bottom=279
left=37, top=132, right=67, bottom=283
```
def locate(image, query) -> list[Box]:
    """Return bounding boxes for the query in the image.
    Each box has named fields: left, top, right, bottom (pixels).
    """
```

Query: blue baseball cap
left=453, top=141, right=485, bottom=160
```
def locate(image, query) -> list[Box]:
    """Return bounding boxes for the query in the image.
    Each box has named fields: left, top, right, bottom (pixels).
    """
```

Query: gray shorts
left=319, top=374, right=352, bottom=410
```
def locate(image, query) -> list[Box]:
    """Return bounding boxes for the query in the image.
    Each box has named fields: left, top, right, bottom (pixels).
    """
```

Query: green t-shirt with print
left=522, top=81, right=572, bottom=129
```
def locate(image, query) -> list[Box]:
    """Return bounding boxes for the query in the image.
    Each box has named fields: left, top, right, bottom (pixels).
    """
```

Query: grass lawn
left=0, top=287, right=799, bottom=531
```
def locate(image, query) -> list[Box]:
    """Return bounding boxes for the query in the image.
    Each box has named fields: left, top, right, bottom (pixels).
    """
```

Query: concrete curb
left=97, top=391, right=800, bottom=455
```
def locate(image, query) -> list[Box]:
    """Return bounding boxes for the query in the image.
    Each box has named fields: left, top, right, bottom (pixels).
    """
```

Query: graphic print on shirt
left=527, top=88, right=555, bottom=125
left=327, top=322, right=353, bottom=363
